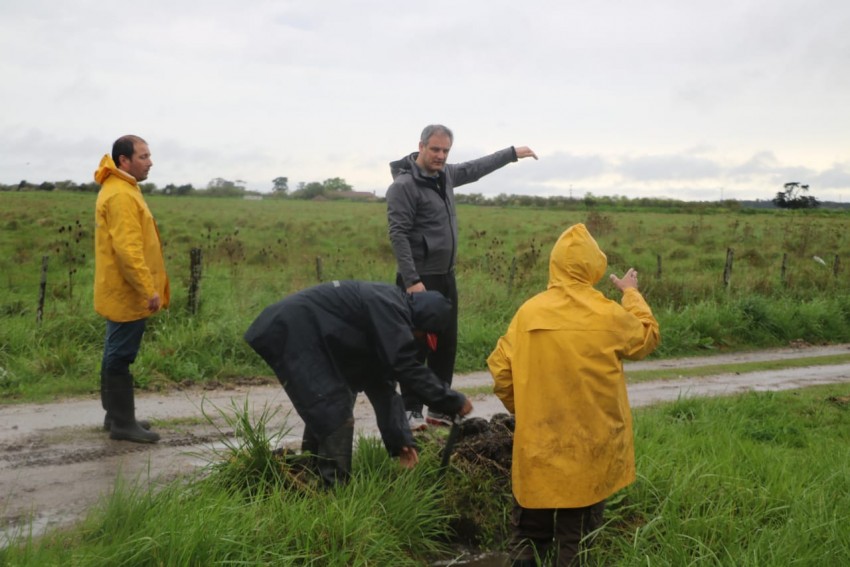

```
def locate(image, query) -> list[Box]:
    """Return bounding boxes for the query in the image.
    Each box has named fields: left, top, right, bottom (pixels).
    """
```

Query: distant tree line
left=0, top=176, right=352, bottom=200
left=4, top=179, right=842, bottom=210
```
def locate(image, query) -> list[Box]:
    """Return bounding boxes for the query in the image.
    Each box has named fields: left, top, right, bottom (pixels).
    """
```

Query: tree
left=321, top=177, right=352, bottom=193
left=290, top=177, right=353, bottom=199
left=291, top=181, right=325, bottom=200
left=773, top=182, right=819, bottom=209
left=272, top=176, right=289, bottom=195
left=205, top=178, right=246, bottom=197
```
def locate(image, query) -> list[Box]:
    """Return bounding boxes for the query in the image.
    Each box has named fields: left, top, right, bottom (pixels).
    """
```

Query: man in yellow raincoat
left=94, top=135, right=170, bottom=443
left=487, top=223, right=659, bottom=566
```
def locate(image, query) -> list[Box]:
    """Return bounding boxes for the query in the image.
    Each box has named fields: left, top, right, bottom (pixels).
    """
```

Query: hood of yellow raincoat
left=548, top=223, right=607, bottom=288
left=94, top=154, right=137, bottom=187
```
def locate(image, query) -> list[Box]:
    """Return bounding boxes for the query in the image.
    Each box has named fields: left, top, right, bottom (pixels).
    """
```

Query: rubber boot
left=104, top=372, right=160, bottom=443
left=101, top=368, right=151, bottom=431
left=314, top=418, right=354, bottom=487
left=103, top=415, right=151, bottom=432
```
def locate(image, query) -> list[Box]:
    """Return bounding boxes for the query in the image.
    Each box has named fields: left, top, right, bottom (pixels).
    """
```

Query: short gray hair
left=420, top=124, right=453, bottom=145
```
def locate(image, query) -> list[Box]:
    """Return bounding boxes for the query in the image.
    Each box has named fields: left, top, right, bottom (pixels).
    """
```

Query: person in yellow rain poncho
left=487, top=223, right=659, bottom=567
left=94, top=135, right=170, bottom=444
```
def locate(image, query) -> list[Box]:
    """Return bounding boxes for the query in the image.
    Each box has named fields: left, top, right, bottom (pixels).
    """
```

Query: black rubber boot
left=314, top=419, right=354, bottom=487
left=101, top=368, right=151, bottom=430
left=103, top=415, right=151, bottom=432
left=104, top=372, right=160, bottom=443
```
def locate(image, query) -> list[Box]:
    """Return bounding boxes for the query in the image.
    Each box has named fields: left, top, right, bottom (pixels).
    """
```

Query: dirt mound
left=436, top=414, right=516, bottom=549
left=450, top=414, right=514, bottom=481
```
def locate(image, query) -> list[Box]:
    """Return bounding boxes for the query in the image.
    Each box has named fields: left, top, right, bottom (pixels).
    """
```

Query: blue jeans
left=101, top=318, right=147, bottom=376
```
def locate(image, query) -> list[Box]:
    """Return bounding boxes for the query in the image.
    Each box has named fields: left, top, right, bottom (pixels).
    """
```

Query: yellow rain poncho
left=93, top=155, right=170, bottom=322
left=487, top=223, right=659, bottom=508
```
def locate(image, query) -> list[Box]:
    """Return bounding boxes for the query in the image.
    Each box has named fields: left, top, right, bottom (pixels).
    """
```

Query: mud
left=2, top=343, right=850, bottom=543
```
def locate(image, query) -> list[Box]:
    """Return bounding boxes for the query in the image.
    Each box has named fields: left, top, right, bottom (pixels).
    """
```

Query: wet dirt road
left=2, top=343, right=850, bottom=542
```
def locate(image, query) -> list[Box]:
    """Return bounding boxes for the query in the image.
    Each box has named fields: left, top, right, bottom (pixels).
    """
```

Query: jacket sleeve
left=618, top=288, right=660, bottom=361
left=386, top=179, right=420, bottom=287
left=448, top=147, right=517, bottom=188
left=105, top=192, right=156, bottom=299
left=487, top=315, right=517, bottom=413
left=363, top=288, right=467, bottom=415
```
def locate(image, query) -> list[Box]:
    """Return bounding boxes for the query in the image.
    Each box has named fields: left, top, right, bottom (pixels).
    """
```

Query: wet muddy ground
left=2, top=343, right=850, bottom=543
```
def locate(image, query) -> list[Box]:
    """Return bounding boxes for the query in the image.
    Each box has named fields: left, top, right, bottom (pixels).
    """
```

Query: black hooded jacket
left=244, top=280, right=466, bottom=455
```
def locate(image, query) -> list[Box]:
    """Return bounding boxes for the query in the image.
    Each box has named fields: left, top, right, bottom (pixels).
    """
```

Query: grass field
left=1, top=191, right=850, bottom=401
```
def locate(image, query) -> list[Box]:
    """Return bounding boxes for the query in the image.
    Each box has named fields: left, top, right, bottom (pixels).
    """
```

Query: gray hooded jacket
left=386, top=147, right=518, bottom=288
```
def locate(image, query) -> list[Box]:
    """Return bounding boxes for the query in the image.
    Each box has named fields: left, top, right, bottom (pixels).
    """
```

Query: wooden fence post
left=723, top=248, right=734, bottom=288
left=188, top=247, right=203, bottom=314
left=656, top=254, right=662, bottom=280
left=833, top=255, right=840, bottom=278
left=316, top=256, right=324, bottom=282
left=36, top=255, right=48, bottom=326
left=780, top=253, right=787, bottom=285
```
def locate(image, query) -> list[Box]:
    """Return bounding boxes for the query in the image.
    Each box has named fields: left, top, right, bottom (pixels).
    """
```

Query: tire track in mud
left=0, top=430, right=228, bottom=469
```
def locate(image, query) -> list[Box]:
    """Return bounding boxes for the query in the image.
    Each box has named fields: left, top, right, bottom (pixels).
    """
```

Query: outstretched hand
left=610, top=268, right=639, bottom=292
left=515, top=146, right=538, bottom=160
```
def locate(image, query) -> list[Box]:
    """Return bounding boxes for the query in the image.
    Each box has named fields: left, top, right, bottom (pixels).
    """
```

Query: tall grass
left=590, top=386, right=850, bottom=565
left=0, top=400, right=454, bottom=566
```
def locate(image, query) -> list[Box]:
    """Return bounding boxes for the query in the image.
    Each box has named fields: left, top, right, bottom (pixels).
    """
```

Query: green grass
left=3, top=385, right=848, bottom=565
left=589, top=384, right=850, bottom=565
left=2, top=192, right=850, bottom=402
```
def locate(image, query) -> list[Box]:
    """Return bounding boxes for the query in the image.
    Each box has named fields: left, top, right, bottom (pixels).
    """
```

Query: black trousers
left=509, top=498, right=606, bottom=566
left=300, top=390, right=356, bottom=487
left=397, top=271, right=458, bottom=413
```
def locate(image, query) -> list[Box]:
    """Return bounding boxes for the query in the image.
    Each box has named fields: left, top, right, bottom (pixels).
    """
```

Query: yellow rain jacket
left=93, top=155, right=170, bottom=322
left=487, top=223, right=659, bottom=508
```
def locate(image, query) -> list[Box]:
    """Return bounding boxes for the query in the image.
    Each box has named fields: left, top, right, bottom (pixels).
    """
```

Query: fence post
left=833, top=255, right=840, bottom=278
left=780, top=253, right=787, bottom=285
left=723, top=248, right=734, bottom=288
left=36, top=255, right=48, bottom=326
left=656, top=254, right=662, bottom=280
left=188, top=247, right=203, bottom=314
left=316, top=256, right=324, bottom=282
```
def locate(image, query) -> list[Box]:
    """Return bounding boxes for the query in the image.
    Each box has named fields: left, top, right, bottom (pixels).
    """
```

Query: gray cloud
left=1, top=0, right=848, bottom=200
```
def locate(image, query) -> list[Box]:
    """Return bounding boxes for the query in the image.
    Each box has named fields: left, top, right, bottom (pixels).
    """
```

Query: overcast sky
left=1, top=0, right=848, bottom=201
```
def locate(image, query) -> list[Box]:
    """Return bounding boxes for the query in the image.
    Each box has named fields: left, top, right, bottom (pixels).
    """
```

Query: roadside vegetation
left=3, top=384, right=848, bottom=565
left=1, top=192, right=850, bottom=402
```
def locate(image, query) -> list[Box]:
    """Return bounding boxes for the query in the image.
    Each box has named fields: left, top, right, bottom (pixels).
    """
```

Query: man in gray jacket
left=386, top=124, right=537, bottom=429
